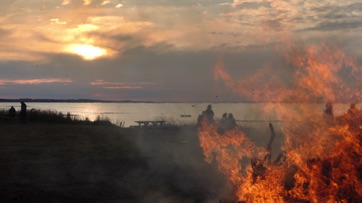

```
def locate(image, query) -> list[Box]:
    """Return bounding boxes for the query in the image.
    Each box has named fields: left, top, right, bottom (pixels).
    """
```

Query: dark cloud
left=300, top=2, right=362, bottom=32
left=235, top=1, right=271, bottom=10
left=122, top=0, right=231, bottom=7
left=311, top=2, right=362, bottom=13
left=303, top=21, right=362, bottom=32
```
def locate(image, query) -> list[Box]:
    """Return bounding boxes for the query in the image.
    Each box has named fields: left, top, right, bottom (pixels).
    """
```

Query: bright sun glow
left=67, top=44, right=107, bottom=60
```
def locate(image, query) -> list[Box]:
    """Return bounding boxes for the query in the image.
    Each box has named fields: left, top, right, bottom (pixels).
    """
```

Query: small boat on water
left=180, top=114, right=192, bottom=118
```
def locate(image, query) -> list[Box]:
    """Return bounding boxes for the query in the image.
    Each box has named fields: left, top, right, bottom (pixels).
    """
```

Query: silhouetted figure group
left=323, top=102, right=362, bottom=124
left=197, top=104, right=238, bottom=133
left=5, top=102, right=27, bottom=123
left=197, top=102, right=361, bottom=134
left=219, top=113, right=237, bottom=131
left=347, top=103, right=359, bottom=116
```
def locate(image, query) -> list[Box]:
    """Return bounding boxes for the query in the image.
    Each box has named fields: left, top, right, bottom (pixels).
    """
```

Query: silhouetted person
left=347, top=103, right=359, bottom=116
left=8, top=106, right=16, bottom=118
left=220, top=113, right=227, bottom=126
left=323, top=102, right=334, bottom=124
left=197, top=111, right=206, bottom=127
left=7, top=106, right=16, bottom=122
left=226, top=113, right=237, bottom=129
left=20, top=101, right=27, bottom=122
left=324, top=102, right=333, bottom=117
left=204, top=104, right=214, bottom=123
left=217, top=112, right=228, bottom=134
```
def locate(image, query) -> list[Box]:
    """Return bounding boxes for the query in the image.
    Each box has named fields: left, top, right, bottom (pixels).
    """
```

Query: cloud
left=0, top=6, right=155, bottom=61
left=1, top=0, right=303, bottom=63
left=61, top=0, right=71, bottom=5
left=235, top=1, right=271, bottom=10
left=296, top=2, right=362, bottom=32
left=0, top=78, right=73, bottom=85
left=83, top=0, right=92, bottom=5
left=1, top=0, right=362, bottom=102
left=90, top=79, right=155, bottom=89
left=90, top=80, right=154, bottom=86
left=0, top=0, right=295, bottom=62
left=101, top=0, right=111, bottom=6
left=103, top=86, right=143, bottom=89
left=303, top=21, right=362, bottom=32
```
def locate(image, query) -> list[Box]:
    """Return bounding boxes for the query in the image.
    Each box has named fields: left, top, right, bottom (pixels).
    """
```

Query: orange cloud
left=61, top=0, right=71, bottom=5
left=84, top=0, right=92, bottom=5
left=103, top=86, right=143, bottom=89
left=91, top=79, right=154, bottom=86
left=90, top=79, right=155, bottom=89
left=0, top=78, right=73, bottom=85
left=0, top=3, right=154, bottom=61
left=1, top=0, right=360, bottom=62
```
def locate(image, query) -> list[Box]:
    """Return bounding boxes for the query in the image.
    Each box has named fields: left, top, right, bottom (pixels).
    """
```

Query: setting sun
left=66, top=44, right=107, bottom=60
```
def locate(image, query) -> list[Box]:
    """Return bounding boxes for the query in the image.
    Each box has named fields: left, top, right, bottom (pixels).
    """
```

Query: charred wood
left=251, top=157, right=266, bottom=183
left=263, top=123, right=276, bottom=164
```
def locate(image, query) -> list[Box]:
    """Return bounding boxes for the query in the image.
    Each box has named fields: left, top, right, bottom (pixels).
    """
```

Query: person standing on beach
left=226, top=113, right=237, bottom=130
left=220, top=113, right=228, bottom=128
left=20, top=101, right=27, bottom=122
left=7, top=106, right=16, bottom=122
left=9, top=106, right=16, bottom=118
left=323, top=102, right=334, bottom=124
left=204, top=104, right=215, bottom=123
left=324, top=102, right=333, bottom=117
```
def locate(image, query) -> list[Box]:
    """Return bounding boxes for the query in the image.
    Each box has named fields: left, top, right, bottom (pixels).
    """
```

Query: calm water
left=0, top=102, right=356, bottom=127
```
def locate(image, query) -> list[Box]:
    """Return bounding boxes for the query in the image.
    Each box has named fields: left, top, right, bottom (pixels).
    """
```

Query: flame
left=199, top=42, right=362, bottom=202
left=214, top=42, right=361, bottom=103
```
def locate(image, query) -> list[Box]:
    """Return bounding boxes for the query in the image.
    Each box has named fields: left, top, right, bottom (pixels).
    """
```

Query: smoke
left=214, top=42, right=362, bottom=103
left=130, top=126, right=230, bottom=202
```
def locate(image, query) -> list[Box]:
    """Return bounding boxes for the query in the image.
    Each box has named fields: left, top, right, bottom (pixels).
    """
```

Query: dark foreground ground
left=0, top=122, right=229, bottom=202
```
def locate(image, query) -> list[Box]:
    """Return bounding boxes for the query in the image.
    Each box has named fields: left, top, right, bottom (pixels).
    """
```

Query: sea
left=0, top=102, right=356, bottom=127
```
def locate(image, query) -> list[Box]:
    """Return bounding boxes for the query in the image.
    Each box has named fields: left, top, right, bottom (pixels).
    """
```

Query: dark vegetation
left=0, top=110, right=227, bottom=202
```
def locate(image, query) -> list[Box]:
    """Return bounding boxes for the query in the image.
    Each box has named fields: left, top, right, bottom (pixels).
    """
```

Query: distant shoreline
left=0, top=99, right=153, bottom=103
left=0, top=98, right=249, bottom=103
left=0, top=99, right=355, bottom=104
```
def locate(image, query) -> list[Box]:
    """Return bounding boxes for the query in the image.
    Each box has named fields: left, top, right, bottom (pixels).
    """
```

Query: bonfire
left=198, top=43, right=362, bottom=203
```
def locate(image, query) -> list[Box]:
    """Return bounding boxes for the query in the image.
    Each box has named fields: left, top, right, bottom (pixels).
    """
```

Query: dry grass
left=0, top=115, right=227, bottom=202
left=0, top=123, right=146, bottom=201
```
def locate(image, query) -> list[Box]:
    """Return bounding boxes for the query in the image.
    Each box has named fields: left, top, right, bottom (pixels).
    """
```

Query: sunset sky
left=1, top=0, right=362, bottom=102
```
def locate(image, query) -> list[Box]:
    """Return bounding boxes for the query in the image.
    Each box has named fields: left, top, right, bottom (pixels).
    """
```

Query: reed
left=0, top=109, right=113, bottom=126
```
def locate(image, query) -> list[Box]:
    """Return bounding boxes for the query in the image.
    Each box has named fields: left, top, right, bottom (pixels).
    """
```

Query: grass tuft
left=0, top=109, right=115, bottom=126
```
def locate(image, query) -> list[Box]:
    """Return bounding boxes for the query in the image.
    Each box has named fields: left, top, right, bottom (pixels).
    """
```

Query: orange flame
left=200, top=42, right=362, bottom=202
left=214, top=42, right=361, bottom=103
